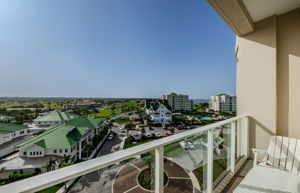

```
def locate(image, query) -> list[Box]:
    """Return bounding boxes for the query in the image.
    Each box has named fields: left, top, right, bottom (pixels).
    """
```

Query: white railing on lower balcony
left=0, top=115, right=249, bottom=193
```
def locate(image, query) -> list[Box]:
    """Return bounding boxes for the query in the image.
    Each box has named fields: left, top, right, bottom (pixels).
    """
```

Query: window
left=54, top=149, right=57, bottom=153
left=59, top=149, right=62, bottom=153
left=65, top=149, right=68, bottom=153
left=33, top=152, right=36, bottom=155
left=20, top=130, right=24, bottom=134
left=30, top=152, right=32, bottom=156
left=23, top=152, right=27, bottom=156
left=40, top=151, right=42, bottom=155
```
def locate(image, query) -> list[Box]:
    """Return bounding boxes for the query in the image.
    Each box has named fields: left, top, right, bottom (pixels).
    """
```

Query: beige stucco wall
left=277, top=9, right=300, bottom=138
left=236, top=16, right=277, bottom=150
left=237, top=8, right=300, bottom=150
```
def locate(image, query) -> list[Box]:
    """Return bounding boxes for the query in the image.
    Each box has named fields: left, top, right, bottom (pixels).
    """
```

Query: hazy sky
left=0, top=0, right=236, bottom=99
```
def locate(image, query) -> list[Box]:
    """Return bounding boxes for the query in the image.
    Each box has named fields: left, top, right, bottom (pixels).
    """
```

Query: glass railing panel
left=212, top=123, right=231, bottom=187
left=164, top=131, right=208, bottom=192
left=35, top=152, right=156, bottom=193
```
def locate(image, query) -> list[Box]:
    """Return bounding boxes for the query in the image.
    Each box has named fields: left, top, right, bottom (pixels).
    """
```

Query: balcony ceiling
left=243, top=0, right=300, bottom=22
left=208, top=0, right=300, bottom=36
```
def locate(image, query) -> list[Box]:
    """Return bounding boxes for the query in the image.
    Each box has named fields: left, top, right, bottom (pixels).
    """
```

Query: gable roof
left=33, top=111, right=79, bottom=122
left=17, top=117, right=103, bottom=150
left=145, top=99, right=172, bottom=111
left=0, top=123, right=28, bottom=135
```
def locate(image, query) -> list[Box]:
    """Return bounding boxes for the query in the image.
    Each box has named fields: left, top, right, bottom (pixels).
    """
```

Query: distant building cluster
left=64, top=101, right=102, bottom=109
left=160, top=93, right=193, bottom=111
left=209, top=94, right=236, bottom=114
left=144, top=93, right=193, bottom=125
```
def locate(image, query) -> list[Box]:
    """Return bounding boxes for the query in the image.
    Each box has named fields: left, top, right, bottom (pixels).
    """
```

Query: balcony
left=0, top=115, right=250, bottom=193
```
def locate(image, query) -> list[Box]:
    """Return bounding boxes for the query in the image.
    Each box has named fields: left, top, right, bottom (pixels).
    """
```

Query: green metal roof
left=0, top=123, right=28, bottom=134
left=17, top=117, right=103, bottom=150
left=33, top=112, right=79, bottom=122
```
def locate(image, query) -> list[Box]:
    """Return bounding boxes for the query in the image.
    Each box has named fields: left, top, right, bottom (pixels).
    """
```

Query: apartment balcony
left=0, top=115, right=252, bottom=193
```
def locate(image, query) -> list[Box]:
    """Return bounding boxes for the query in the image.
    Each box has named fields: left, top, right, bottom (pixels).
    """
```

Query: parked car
left=119, top=126, right=125, bottom=132
left=108, top=134, right=114, bottom=140
left=155, top=133, right=161, bottom=137
left=145, top=133, right=152, bottom=137
left=176, top=126, right=182, bottom=130
left=164, top=132, right=171, bottom=137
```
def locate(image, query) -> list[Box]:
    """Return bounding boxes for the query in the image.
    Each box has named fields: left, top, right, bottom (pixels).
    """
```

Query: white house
left=145, top=99, right=172, bottom=125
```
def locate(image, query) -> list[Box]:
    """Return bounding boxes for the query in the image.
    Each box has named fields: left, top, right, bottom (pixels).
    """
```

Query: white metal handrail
left=0, top=115, right=249, bottom=193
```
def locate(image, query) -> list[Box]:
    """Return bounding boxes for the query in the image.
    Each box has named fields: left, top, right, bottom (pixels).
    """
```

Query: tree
left=125, top=122, right=134, bottom=137
left=92, top=109, right=99, bottom=116
left=83, top=143, right=94, bottom=157
left=44, top=158, right=57, bottom=172
left=111, top=105, right=117, bottom=115
left=63, top=154, right=71, bottom=164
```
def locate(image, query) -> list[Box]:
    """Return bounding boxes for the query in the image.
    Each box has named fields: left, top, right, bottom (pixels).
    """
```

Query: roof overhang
left=208, top=0, right=300, bottom=36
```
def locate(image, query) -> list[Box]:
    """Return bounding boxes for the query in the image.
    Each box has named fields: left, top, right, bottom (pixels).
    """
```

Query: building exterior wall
left=236, top=16, right=277, bottom=150
left=277, top=9, right=300, bottom=138
left=0, top=128, right=28, bottom=146
left=146, top=104, right=172, bottom=125
left=209, top=95, right=236, bottom=113
left=237, top=9, right=300, bottom=150
left=34, top=120, right=64, bottom=127
left=160, top=94, right=193, bottom=111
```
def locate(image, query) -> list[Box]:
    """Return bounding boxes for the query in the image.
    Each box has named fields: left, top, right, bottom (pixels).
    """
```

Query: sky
left=0, top=0, right=236, bottom=99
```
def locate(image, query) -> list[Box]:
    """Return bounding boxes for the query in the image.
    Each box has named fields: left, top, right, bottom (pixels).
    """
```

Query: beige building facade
left=160, top=93, right=193, bottom=111
left=209, top=94, right=236, bottom=114
left=208, top=0, right=300, bottom=150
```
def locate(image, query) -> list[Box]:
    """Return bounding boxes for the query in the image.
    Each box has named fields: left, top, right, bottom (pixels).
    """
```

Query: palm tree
left=63, top=154, right=71, bottom=164
left=125, top=122, right=134, bottom=137
left=44, top=158, right=57, bottom=172
left=83, top=143, right=94, bottom=157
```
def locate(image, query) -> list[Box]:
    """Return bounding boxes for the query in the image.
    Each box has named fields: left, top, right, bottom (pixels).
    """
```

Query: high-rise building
left=209, top=94, right=236, bottom=114
left=160, top=93, right=193, bottom=111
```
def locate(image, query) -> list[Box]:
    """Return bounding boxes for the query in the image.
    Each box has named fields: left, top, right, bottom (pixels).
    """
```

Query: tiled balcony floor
left=217, top=159, right=253, bottom=193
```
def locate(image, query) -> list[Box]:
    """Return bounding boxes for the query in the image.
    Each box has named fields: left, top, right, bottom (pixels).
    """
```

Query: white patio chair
left=252, top=136, right=300, bottom=175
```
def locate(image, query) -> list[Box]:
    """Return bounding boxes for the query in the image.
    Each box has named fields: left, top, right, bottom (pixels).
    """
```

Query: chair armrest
left=252, top=148, right=268, bottom=165
left=252, top=148, right=267, bottom=154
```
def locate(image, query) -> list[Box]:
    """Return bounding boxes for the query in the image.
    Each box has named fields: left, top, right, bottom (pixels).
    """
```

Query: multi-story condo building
left=3, top=2, right=300, bottom=193
left=160, top=93, right=193, bottom=111
left=209, top=94, right=236, bottom=114
left=145, top=99, right=172, bottom=125
left=33, top=111, right=79, bottom=127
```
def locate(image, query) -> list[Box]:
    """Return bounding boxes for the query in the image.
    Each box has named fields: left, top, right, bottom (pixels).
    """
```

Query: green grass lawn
left=193, top=159, right=228, bottom=190
left=122, top=101, right=137, bottom=108
left=37, top=184, right=63, bottom=193
left=114, top=117, right=130, bottom=123
left=164, top=143, right=185, bottom=157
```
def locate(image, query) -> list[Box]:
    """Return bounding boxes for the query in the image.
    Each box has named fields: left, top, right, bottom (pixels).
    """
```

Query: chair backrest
left=267, top=136, right=300, bottom=175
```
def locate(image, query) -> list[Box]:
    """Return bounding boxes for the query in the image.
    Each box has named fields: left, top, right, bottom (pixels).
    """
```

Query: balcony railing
left=0, top=115, right=249, bottom=193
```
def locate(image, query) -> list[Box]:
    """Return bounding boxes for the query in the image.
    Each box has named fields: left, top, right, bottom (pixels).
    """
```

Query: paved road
left=69, top=123, right=124, bottom=193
